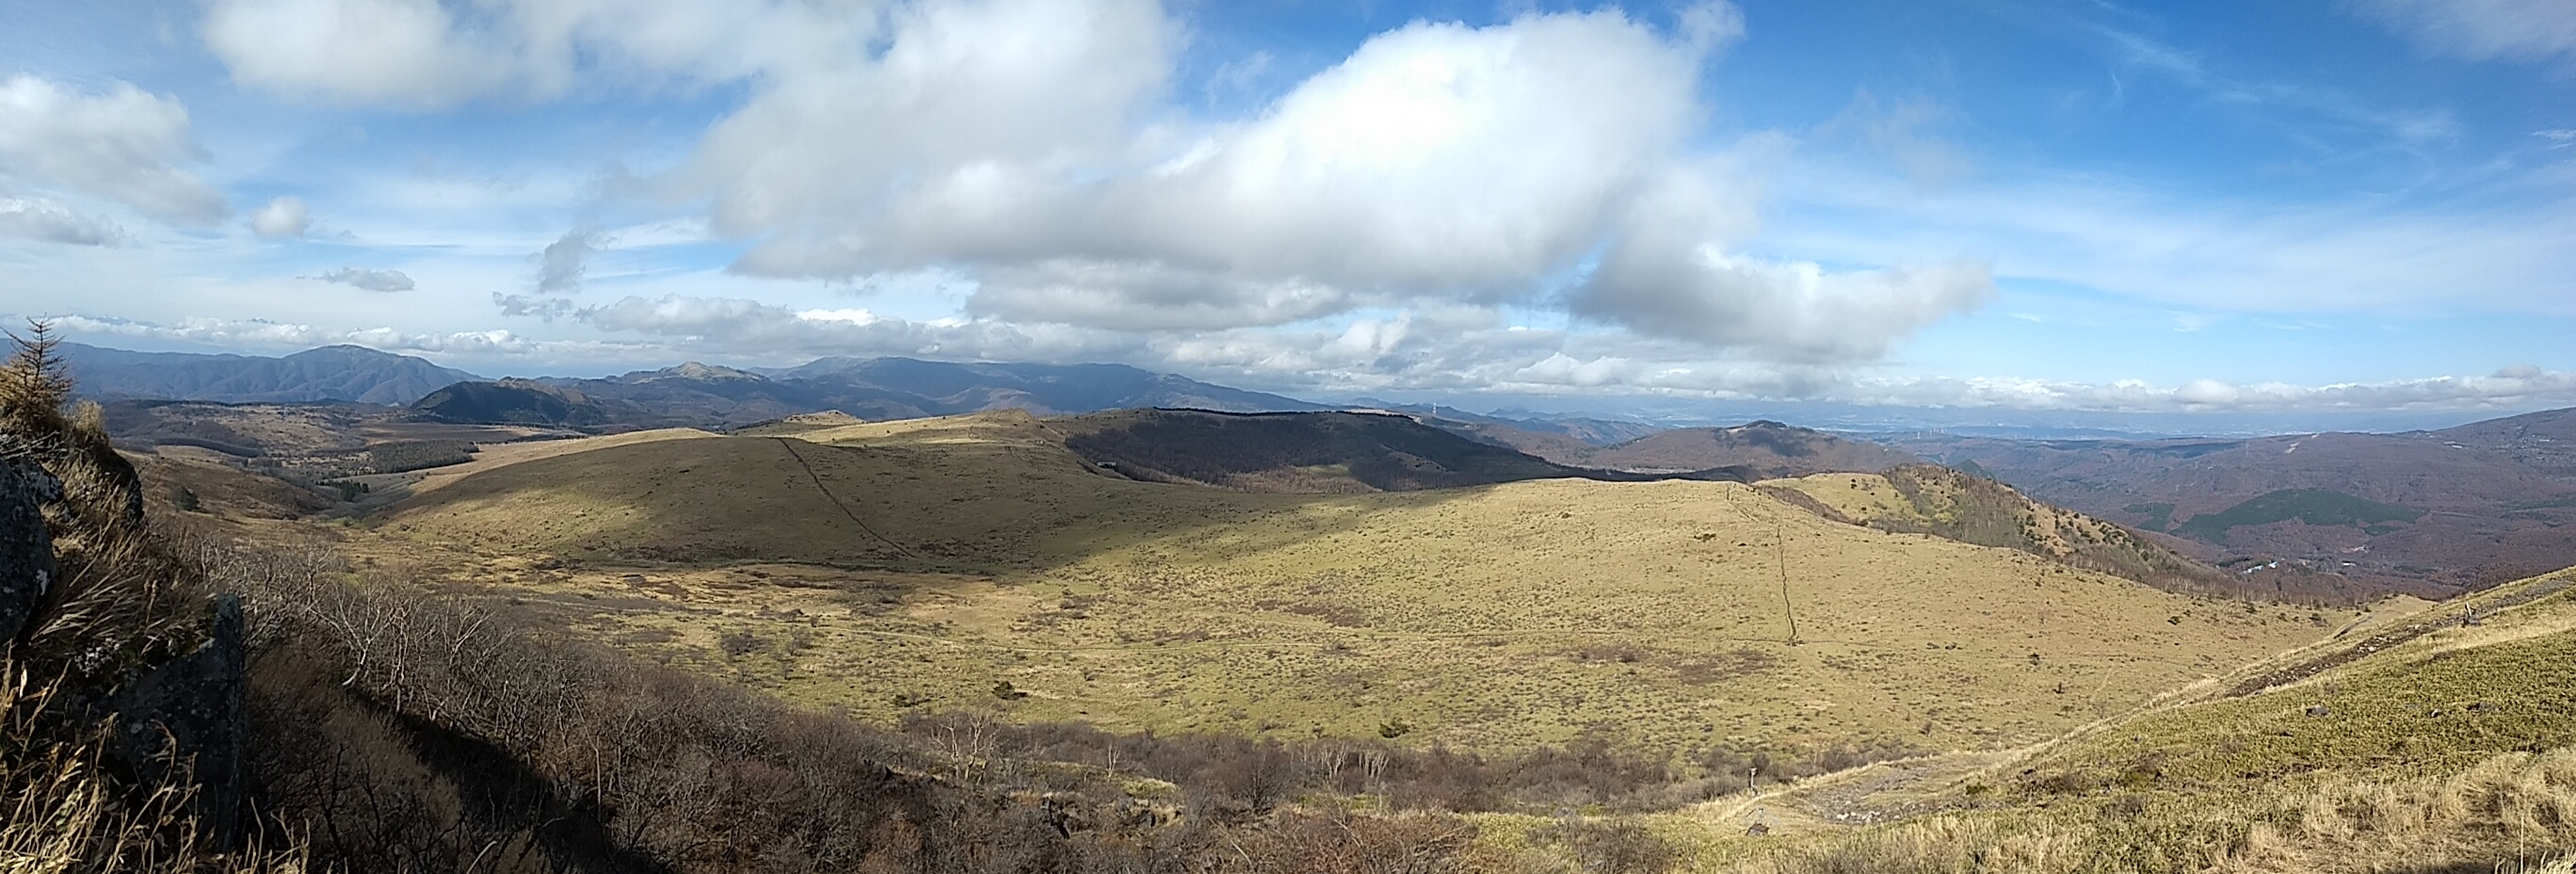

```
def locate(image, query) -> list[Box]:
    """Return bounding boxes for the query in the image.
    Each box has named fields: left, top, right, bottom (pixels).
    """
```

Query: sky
left=2, top=0, right=2574, bottom=429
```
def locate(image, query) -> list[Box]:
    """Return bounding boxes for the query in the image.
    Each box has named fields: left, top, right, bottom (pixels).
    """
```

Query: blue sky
left=2, top=0, right=2573, bottom=426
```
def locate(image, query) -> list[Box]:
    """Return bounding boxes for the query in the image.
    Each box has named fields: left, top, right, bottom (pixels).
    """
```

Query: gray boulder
left=104, top=595, right=249, bottom=848
left=0, top=455, right=61, bottom=645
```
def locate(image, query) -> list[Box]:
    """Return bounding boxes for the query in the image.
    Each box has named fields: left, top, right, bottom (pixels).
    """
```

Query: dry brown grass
left=346, top=413, right=2354, bottom=761
left=1687, top=747, right=2576, bottom=874
left=0, top=669, right=306, bottom=874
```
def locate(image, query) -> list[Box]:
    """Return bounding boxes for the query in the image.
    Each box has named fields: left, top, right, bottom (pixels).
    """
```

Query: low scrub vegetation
left=366, top=440, right=477, bottom=474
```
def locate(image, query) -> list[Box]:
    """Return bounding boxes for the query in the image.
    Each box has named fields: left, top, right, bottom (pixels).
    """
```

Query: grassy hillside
left=1890, top=426, right=2576, bottom=595
left=1763, top=465, right=2232, bottom=596
left=367, top=413, right=2348, bottom=757
left=1680, top=567, right=2576, bottom=872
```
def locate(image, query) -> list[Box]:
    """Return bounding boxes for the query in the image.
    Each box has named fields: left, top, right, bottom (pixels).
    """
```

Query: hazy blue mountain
left=62, top=343, right=484, bottom=405
left=766, top=357, right=1325, bottom=415
left=416, top=357, right=1327, bottom=429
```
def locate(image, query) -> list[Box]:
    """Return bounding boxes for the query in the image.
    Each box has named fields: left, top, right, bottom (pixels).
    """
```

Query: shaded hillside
left=64, top=342, right=481, bottom=405
left=1532, top=420, right=1922, bottom=477
left=1764, top=464, right=2240, bottom=598
left=1050, top=409, right=1628, bottom=493
left=411, top=379, right=624, bottom=428
left=1890, top=409, right=2576, bottom=594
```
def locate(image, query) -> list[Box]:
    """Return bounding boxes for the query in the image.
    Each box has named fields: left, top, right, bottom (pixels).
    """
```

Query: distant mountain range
left=56, top=343, right=1325, bottom=422
left=1889, top=407, right=2576, bottom=594
left=1414, top=414, right=1923, bottom=481
left=414, top=358, right=1327, bottom=429
left=63, top=343, right=484, bottom=405
left=61, top=342, right=2576, bottom=600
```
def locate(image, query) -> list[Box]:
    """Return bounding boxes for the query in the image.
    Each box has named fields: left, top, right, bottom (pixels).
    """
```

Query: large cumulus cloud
left=0, top=76, right=227, bottom=224
left=198, top=0, right=1991, bottom=365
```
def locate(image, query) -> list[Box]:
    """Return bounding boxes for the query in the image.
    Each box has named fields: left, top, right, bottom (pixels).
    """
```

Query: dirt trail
left=1687, top=751, right=2010, bottom=836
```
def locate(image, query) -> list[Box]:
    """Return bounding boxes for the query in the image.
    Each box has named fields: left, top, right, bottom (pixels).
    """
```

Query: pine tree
left=0, top=318, right=74, bottom=424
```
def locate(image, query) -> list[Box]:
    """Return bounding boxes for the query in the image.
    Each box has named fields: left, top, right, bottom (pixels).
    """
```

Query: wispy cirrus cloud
left=307, top=267, right=414, bottom=292
left=2347, top=0, right=2576, bottom=63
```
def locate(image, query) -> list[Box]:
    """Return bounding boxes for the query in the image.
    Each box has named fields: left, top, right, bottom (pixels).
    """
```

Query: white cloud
left=201, top=0, right=890, bottom=106
left=1567, top=151, right=1993, bottom=360
left=1846, top=365, right=2576, bottom=413
left=1570, top=252, right=1994, bottom=361
left=1676, top=1, right=1747, bottom=54
left=2350, top=0, right=2576, bottom=62
left=49, top=314, right=551, bottom=356
left=680, top=6, right=1971, bottom=360
left=189, top=1, right=1987, bottom=365
left=1762, top=166, right=2576, bottom=316
left=308, top=267, right=415, bottom=292
left=250, top=196, right=311, bottom=237
left=0, top=196, right=125, bottom=246
left=967, top=261, right=1352, bottom=331
left=0, top=75, right=226, bottom=223
left=536, top=227, right=597, bottom=292
left=202, top=0, right=536, bottom=106
left=1824, top=89, right=1969, bottom=189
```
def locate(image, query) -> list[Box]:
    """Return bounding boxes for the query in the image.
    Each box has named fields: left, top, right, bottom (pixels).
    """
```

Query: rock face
left=0, top=455, right=61, bottom=644
left=103, top=594, right=250, bottom=848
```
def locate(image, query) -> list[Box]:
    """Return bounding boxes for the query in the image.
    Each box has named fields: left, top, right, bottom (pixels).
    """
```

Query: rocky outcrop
left=6, top=445, right=246, bottom=848
left=0, top=455, right=61, bottom=644
left=102, top=594, right=249, bottom=848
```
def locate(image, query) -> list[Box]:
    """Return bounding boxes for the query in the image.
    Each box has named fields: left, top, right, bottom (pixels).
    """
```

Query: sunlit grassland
left=357, top=413, right=2351, bottom=758
left=1679, top=569, right=2576, bottom=872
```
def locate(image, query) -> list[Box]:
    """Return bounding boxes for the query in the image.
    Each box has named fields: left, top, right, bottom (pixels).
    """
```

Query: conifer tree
left=0, top=318, right=73, bottom=425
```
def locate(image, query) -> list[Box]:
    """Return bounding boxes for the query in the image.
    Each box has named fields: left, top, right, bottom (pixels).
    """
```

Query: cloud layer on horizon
left=35, top=307, right=2576, bottom=416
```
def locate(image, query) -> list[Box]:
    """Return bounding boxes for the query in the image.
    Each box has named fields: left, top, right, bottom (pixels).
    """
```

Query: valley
left=41, top=340, right=2576, bottom=871
left=341, top=414, right=2343, bottom=753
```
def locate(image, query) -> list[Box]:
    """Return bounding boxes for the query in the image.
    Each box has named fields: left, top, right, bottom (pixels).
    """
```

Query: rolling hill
left=1042, top=408, right=1634, bottom=493
left=1762, top=464, right=2237, bottom=598
left=1890, top=407, right=2576, bottom=596
left=362, top=412, right=2350, bottom=755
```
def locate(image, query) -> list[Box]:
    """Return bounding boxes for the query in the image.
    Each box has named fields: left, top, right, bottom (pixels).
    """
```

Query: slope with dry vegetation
left=20, top=324, right=2573, bottom=872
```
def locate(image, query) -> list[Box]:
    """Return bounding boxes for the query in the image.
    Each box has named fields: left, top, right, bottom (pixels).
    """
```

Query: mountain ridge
left=62, top=342, right=484, bottom=405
